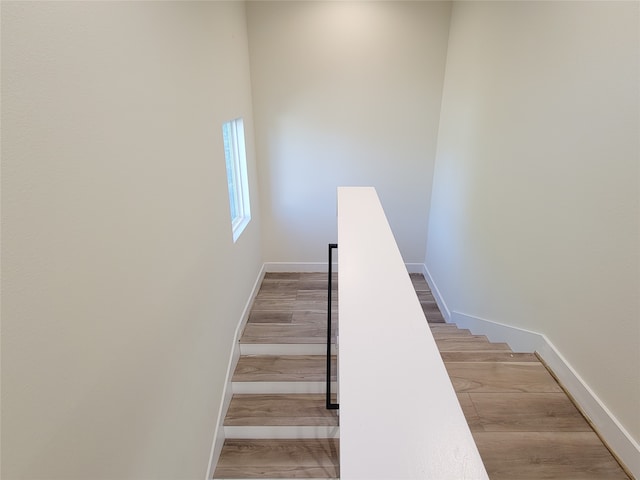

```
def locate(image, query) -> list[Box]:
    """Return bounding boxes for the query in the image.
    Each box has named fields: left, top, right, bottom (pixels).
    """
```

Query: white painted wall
left=427, top=0, right=639, bottom=447
left=1, top=2, right=261, bottom=479
left=247, top=1, right=451, bottom=263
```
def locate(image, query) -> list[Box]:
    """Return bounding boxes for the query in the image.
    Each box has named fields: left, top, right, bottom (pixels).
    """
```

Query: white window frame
left=222, top=118, right=251, bottom=242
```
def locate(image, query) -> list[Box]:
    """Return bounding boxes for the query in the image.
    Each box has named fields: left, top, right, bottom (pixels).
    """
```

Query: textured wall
left=247, top=1, right=451, bottom=263
left=1, top=2, right=261, bottom=478
left=427, top=0, right=639, bottom=444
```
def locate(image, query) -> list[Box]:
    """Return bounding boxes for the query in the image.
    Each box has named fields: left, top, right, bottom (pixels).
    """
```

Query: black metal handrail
left=326, top=243, right=339, bottom=410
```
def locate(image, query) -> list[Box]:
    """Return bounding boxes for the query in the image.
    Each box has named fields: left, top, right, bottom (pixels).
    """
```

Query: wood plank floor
left=215, top=273, right=340, bottom=479
left=214, top=272, right=630, bottom=479
left=225, top=394, right=338, bottom=427
left=423, top=273, right=630, bottom=479
left=233, top=355, right=337, bottom=382
left=215, top=439, right=339, bottom=479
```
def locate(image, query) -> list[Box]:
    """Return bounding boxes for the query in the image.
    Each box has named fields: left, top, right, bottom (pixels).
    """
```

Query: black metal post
left=326, top=243, right=339, bottom=410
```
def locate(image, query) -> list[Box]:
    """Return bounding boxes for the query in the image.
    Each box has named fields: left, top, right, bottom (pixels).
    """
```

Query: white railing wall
left=337, top=186, right=488, bottom=479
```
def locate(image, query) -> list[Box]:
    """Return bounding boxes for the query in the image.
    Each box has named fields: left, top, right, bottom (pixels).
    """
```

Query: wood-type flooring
left=214, top=272, right=630, bottom=479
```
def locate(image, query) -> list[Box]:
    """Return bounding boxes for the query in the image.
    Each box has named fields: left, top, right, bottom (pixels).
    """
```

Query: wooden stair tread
left=424, top=313, right=445, bottom=323
left=430, top=330, right=473, bottom=338
left=409, top=272, right=430, bottom=291
left=241, top=324, right=334, bottom=344
left=472, top=432, right=629, bottom=479
left=248, top=311, right=337, bottom=326
left=216, top=272, right=630, bottom=480
left=440, top=351, right=538, bottom=363
left=435, top=337, right=512, bottom=352
left=291, top=311, right=337, bottom=326
left=431, top=333, right=475, bottom=339
left=429, top=324, right=470, bottom=333
left=252, top=292, right=298, bottom=311
left=214, top=438, right=339, bottom=479
left=225, top=394, right=339, bottom=426
left=458, top=392, right=592, bottom=432
left=233, top=355, right=336, bottom=382
left=416, top=291, right=436, bottom=302
left=248, top=311, right=295, bottom=324
left=445, top=362, right=564, bottom=393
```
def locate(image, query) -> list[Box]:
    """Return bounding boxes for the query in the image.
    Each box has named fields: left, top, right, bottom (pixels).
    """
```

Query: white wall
left=1, top=2, right=261, bottom=479
left=427, top=0, right=639, bottom=446
left=247, top=1, right=451, bottom=264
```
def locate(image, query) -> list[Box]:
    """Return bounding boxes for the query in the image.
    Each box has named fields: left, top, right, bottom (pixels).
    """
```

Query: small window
left=222, top=118, right=251, bottom=242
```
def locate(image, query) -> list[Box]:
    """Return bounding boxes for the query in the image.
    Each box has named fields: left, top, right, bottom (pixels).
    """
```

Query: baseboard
left=264, top=262, right=423, bottom=274
left=450, top=311, right=544, bottom=353
left=422, top=263, right=639, bottom=478
left=205, top=264, right=266, bottom=480
left=405, top=263, right=424, bottom=273
left=422, top=264, right=451, bottom=321
left=536, top=340, right=640, bottom=478
left=455, top=309, right=640, bottom=475
left=264, top=262, right=335, bottom=272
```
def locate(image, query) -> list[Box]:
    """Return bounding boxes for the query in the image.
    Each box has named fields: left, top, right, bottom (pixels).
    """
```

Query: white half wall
left=426, top=0, right=639, bottom=467
left=1, top=3, right=262, bottom=479
left=247, top=1, right=451, bottom=264
left=338, top=188, right=487, bottom=479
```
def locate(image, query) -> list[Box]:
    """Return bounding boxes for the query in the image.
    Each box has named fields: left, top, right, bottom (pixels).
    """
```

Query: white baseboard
left=450, top=311, right=544, bottom=353
left=422, top=264, right=451, bottom=321
left=422, top=263, right=639, bottom=478
left=264, top=262, right=421, bottom=274
left=264, top=262, right=335, bottom=272
left=205, top=264, right=266, bottom=480
left=537, top=340, right=640, bottom=478
left=405, top=263, right=424, bottom=273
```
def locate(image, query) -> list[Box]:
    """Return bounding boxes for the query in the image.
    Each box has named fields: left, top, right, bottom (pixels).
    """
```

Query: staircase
left=414, top=274, right=629, bottom=479
left=214, top=272, right=630, bottom=480
left=214, top=272, right=339, bottom=479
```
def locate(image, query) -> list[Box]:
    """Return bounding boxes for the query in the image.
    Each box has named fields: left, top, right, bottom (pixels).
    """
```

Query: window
left=222, top=118, right=251, bottom=242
